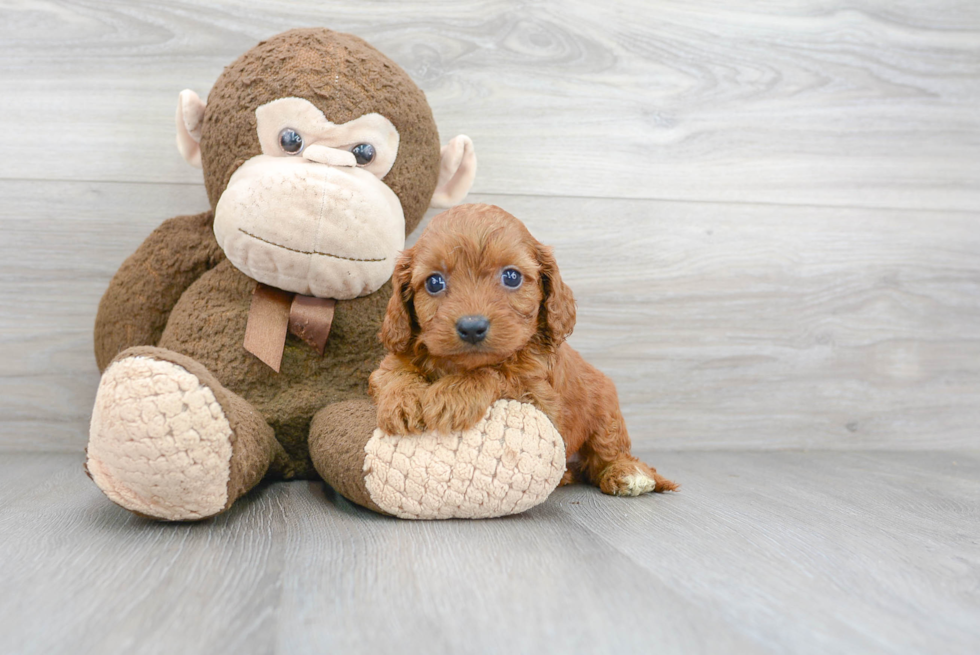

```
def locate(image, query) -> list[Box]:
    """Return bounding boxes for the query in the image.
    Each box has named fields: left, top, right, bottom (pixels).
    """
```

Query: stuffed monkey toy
left=85, top=28, right=565, bottom=520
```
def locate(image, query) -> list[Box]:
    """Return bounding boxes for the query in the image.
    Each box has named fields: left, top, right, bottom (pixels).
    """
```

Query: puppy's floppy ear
left=380, top=249, right=417, bottom=354
left=536, top=243, right=576, bottom=347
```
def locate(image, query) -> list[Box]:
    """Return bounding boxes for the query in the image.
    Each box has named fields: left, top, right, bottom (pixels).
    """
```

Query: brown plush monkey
left=86, top=28, right=564, bottom=521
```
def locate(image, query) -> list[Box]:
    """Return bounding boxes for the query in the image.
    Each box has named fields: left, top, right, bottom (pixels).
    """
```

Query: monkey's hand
left=422, top=369, right=505, bottom=434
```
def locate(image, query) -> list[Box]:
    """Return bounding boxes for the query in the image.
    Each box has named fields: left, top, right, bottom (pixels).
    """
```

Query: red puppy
left=369, top=204, right=676, bottom=496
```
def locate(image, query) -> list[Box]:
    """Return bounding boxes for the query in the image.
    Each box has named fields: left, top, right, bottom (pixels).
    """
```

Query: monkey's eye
left=278, top=128, right=304, bottom=154
left=351, top=143, right=376, bottom=166
left=425, top=273, right=446, bottom=295
left=501, top=268, right=523, bottom=289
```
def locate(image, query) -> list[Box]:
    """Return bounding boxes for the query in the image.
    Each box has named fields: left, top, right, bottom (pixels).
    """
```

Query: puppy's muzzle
left=456, top=315, right=489, bottom=344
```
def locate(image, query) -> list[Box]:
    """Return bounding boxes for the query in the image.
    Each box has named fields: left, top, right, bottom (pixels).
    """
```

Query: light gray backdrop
left=1, top=0, right=978, bottom=452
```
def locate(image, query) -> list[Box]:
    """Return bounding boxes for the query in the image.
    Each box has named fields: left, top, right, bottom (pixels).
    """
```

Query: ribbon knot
left=243, top=283, right=336, bottom=372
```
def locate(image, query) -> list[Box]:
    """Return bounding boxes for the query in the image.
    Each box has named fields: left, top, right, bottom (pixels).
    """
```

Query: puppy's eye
left=278, top=128, right=304, bottom=154
left=501, top=268, right=523, bottom=289
left=425, top=273, right=446, bottom=295
left=351, top=143, right=376, bottom=165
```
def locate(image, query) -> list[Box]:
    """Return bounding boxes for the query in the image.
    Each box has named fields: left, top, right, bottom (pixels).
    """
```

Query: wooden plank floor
left=1, top=451, right=977, bottom=655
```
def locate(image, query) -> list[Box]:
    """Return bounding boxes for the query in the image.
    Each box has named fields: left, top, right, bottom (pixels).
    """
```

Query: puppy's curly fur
left=369, top=204, right=676, bottom=496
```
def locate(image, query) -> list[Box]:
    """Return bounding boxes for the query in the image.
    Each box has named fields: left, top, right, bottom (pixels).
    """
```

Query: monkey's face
left=177, top=29, right=479, bottom=299
left=213, top=98, right=405, bottom=299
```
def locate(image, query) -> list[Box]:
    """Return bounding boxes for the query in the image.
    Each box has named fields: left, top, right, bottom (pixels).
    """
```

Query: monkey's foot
left=86, top=354, right=237, bottom=521
left=365, top=400, right=566, bottom=519
left=311, top=399, right=566, bottom=519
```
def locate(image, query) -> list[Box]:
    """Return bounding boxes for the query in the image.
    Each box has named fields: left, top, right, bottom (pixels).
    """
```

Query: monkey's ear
left=430, top=135, right=477, bottom=208
left=175, top=89, right=206, bottom=169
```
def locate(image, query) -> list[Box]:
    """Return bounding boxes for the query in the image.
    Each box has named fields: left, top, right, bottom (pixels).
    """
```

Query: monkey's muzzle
left=214, top=155, right=405, bottom=299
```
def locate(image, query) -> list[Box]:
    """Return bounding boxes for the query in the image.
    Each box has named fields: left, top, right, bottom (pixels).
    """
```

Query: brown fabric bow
left=243, top=283, right=336, bottom=372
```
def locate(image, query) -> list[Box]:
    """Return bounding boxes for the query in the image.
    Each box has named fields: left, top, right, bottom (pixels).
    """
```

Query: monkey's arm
left=94, top=211, right=224, bottom=371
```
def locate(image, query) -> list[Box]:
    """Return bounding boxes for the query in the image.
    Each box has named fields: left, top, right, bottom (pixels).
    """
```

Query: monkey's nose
left=302, top=144, right=356, bottom=167
left=456, top=315, right=489, bottom=344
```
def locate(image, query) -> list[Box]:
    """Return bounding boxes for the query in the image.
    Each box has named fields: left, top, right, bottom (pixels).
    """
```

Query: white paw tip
left=619, top=469, right=658, bottom=496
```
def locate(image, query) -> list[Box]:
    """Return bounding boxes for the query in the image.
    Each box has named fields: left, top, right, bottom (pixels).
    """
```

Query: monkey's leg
left=309, top=399, right=567, bottom=519
left=308, top=400, right=389, bottom=514
left=86, top=346, right=287, bottom=521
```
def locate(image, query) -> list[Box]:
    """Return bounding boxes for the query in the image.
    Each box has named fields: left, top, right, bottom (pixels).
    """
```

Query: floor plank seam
left=2, top=176, right=975, bottom=215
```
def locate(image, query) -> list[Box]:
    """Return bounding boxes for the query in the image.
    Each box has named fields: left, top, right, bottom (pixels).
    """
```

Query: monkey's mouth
left=237, top=228, right=387, bottom=263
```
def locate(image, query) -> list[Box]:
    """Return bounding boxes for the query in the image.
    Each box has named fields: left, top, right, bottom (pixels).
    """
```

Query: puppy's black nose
left=456, top=315, right=489, bottom=344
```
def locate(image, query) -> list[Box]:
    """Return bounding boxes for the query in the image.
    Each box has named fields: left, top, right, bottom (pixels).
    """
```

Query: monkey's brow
left=237, top=228, right=387, bottom=262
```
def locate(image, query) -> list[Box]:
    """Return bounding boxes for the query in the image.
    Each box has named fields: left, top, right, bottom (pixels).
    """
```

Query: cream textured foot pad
left=364, top=400, right=566, bottom=519
left=87, top=356, right=234, bottom=520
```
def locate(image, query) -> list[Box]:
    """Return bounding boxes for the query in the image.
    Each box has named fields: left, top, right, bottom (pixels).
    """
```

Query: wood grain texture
left=0, top=1, right=977, bottom=451
left=2, top=181, right=977, bottom=451
left=1, top=451, right=977, bottom=654
left=0, top=0, right=977, bottom=209
left=0, top=454, right=287, bottom=655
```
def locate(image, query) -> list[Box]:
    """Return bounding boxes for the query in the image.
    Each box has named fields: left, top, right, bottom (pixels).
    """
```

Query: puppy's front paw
left=421, top=386, right=490, bottom=434
left=376, top=389, right=427, bottom=435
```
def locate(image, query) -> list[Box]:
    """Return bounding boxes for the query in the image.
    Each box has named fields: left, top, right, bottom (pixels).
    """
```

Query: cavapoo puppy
left=369, top=204, right=676, bottom=496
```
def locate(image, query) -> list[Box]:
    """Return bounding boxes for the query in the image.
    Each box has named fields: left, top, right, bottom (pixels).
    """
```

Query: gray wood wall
left=2, top=0, right=978, bottom=452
